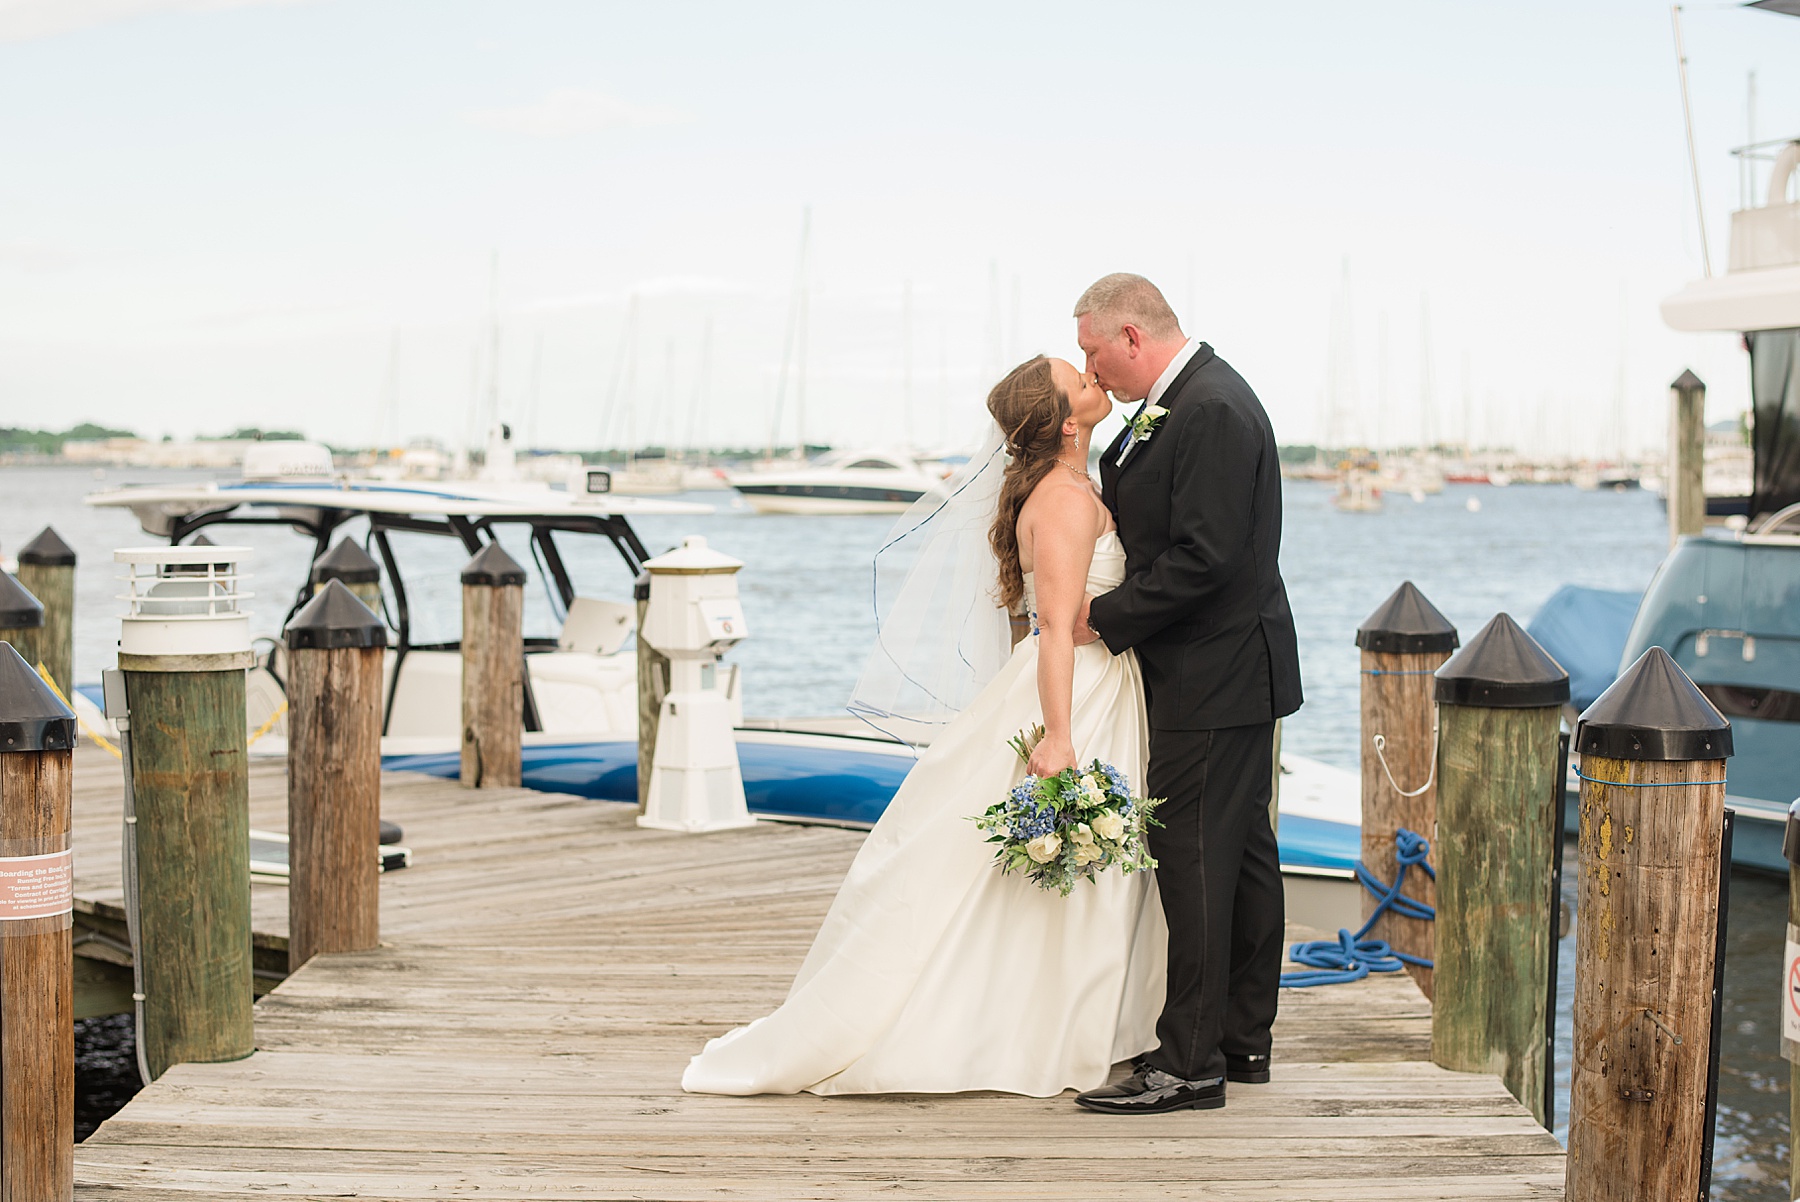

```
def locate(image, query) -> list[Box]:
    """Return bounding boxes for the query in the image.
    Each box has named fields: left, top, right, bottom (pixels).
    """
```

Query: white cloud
left=0, top=0, right=300, bottom=44
left=467, top=87, right=689, bottom=138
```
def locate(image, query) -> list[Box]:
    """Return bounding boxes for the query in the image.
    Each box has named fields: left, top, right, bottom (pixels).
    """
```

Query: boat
left=1331, top=469, right=1384, bottom=513
left=79, top=442, right=1364, bottom=921
left=726, top=449, right=949, bottom=514
left=1532, top=123, right=1800, bottom=872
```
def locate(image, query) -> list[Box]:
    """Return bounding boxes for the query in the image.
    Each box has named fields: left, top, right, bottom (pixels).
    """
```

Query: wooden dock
left=66, top=744, right=1565, bottom=1200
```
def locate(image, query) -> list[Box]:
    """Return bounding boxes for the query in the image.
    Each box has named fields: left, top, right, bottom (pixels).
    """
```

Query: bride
left=682, top=355, right=1165, bottom=1097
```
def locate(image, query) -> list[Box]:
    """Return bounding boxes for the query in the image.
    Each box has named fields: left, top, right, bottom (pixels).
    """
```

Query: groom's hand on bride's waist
left=1072, top=597, right=1099, bottom=647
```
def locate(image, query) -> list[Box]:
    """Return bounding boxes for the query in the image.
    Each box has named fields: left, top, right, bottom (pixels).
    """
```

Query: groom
left=1069, top=273, right=1302, bottom=1114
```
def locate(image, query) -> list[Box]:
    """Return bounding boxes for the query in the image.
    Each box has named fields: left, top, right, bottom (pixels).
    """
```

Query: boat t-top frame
left=87, top=477, right=711, bottom=734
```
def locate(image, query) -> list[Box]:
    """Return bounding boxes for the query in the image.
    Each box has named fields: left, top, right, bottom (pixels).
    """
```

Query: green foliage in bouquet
left=971, top=729, right=1162, bottom=897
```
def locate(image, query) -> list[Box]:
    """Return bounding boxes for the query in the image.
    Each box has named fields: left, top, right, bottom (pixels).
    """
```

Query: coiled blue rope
left=1280, top=827, right=1436, bottom=988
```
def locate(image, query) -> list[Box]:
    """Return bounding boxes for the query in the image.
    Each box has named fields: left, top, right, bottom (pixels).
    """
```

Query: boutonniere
left=1115, top=404, right=1168, bottom=466
left=1129, top=405, right=1168, bottom=442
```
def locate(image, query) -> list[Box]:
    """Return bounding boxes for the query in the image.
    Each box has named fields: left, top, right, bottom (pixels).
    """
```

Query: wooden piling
left=461, top=544, right=525, bottom=789
left=1565, top=646, right=1732, bottom=1202
left=0, top=573, right=44, bottom=693
left=123, top=666, right=254, bottom=1078
left=1430, top=613, right=1569, bottom=1128
left=15, top=527, right=76, bottom=698
left=310, top=538, right=384, bottom=614
left=0, top=641, right=76, bottom=1201
left=285, top=580, right=386, bottom=972
left=1669, top=370, right=1706, bottom=547
left=635, top=572, right=669, bottom=814
left=1355, top=581, right=1458, bottom=999
left=1785, top=803, right=1800, bottom=1202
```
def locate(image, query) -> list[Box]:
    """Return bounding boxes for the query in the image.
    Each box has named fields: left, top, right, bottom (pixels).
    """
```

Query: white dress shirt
left=1144, top=336, right=1202, bottom=408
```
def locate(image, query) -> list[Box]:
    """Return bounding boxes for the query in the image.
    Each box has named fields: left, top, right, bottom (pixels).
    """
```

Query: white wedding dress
left=683, top=531, right=1167, bottom=1097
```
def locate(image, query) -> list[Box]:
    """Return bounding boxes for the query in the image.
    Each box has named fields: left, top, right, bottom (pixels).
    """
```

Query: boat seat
left=559, top=597, right=635, bottom=656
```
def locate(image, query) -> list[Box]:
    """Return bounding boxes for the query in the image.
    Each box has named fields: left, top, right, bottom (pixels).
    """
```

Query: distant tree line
left=0, top=423, right=309, bottom=455
left=0, top=422, right=135, bottom=455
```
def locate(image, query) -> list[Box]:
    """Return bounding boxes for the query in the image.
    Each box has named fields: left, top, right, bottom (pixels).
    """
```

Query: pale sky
left=0, top=0, right=1794, bottom=456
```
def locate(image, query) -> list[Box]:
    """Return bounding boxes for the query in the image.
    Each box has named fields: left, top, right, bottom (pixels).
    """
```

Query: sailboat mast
left=1376, top=312, right=1388, bottom=456
left=600, top=297, right=637, bottom=455
left=902, top=280, right=914, bottom=449
left=381, top=328, right=401, bottom=452
left=488, top=251, right=502, bottom=439
left=687, top=315, right=713, bottom=461
left=769, top=206, right=811, bottom=460
left=1419, top=294, right=1436, bottom=450
left=527, top=333, right=543, bottom=453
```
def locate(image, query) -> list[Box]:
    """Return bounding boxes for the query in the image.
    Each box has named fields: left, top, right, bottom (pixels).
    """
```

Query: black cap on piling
left=0, top=572, right=44, bottom=629
left=460, top=543, right=527, bottom=587
left=0, top=641, right=74, bottom=751
left=1672, top=368, right=1705, bottom=394
left=310, top=539, right=381, bottom=587
left=190, top=533, right=216, bottom=546
left=1576, top=646, right=1732, bottom=761
left=1434, top=613, right=1571, bottom=708
left=285, top=579, right=387, bottom=650
left=1355, top=581, right=1459, bottom=654
left=17, top=526, right=76, bottom=567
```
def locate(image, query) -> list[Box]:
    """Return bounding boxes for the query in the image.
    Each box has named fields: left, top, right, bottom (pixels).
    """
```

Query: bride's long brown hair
left=986, top=355, right=1071, bottom=614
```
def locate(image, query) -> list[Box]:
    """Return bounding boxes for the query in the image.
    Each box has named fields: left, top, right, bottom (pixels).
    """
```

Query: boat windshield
left=1750, top=328, right=1800, bottom=520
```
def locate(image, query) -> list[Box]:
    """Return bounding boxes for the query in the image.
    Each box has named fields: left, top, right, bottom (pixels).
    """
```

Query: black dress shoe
left=1074, top=1068, right=1226, bottom=1114
left=1225, top=1054, right=1271, bottom=1084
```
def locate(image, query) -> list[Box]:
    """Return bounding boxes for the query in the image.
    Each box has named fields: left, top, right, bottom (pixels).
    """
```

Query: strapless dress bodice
left=1022, top=530, right=1124, bottom=618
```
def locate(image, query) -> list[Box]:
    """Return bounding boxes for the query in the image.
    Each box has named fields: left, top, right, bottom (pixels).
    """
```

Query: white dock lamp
left=637, top=536, right=753, bottom=833
left=115, top=545, right=255, bottom=666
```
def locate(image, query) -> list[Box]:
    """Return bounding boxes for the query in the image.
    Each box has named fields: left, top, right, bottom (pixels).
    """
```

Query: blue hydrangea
left=1100, top=763, right=1129, bottom=796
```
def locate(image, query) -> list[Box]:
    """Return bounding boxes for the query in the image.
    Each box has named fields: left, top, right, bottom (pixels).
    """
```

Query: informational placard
left=1783, top=923, right=1800, bottom=1062
left=0, top=848, right=74, bottom=921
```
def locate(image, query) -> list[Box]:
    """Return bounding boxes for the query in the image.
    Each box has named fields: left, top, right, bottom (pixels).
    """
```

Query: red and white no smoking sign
left=1785, top=924, right=1800, bottom=1055
left=0, top=848, right=74, bottom=922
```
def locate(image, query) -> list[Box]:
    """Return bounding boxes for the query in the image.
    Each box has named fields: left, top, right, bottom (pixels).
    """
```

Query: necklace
left=1055, top=456, right=1091, bottom=481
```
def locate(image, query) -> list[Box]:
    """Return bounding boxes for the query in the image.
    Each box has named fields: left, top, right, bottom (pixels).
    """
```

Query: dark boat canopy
left=1749, top=329, right=1800, bottom=520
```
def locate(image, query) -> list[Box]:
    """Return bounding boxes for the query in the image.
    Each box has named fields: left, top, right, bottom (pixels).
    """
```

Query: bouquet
left=972, top=725, right=1162, bottom=896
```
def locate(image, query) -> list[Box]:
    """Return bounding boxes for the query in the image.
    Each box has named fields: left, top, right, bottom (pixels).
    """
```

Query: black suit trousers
left=1142, top=721, right=1284, bottom=1081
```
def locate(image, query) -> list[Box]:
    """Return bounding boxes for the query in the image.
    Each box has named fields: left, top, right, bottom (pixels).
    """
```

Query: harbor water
left=2, top=464, right=1787, bottom=1194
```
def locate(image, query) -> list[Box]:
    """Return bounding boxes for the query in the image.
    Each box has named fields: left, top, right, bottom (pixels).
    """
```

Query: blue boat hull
left=383, top=739, right=1365, bottom=875
left=384, top=739, right=912, bottom=828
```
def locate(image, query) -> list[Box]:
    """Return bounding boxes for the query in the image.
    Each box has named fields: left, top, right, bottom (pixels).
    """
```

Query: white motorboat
left=727, top=449, right=948, bottom=515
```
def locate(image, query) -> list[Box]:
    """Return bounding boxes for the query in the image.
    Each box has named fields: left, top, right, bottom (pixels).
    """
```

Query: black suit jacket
left=1090, top=344, right=1303, bottom=731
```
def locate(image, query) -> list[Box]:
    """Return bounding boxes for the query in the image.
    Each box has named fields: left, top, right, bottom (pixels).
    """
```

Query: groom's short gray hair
left=1072, top=273, right=1182, bottom=341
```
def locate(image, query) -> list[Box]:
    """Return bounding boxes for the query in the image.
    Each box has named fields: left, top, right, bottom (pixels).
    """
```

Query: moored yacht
left=727, top=449, right=948, bottom=514
left=1533, top=127, right=1800, bottom=871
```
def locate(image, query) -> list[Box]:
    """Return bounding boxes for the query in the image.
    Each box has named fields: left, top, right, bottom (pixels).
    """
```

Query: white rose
left=1074, top=841, right=1105, bottom=865
left=1026, top=833, right=1062, bottom=863
left=1082, top=784, right=1107, bottom=809
left=1091, top=810, right=1126, bottom=842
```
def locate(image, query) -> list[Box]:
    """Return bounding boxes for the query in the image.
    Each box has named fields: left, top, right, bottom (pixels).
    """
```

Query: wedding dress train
left=682, top=531, right=1166, bottom=1097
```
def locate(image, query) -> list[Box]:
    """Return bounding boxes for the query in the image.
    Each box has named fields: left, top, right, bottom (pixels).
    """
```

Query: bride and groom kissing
left=684, top=272, right=1303, bottom=1114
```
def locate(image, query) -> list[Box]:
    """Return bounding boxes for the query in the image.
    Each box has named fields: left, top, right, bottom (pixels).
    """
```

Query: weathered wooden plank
left=67, top=741, right=1563, bottom=1199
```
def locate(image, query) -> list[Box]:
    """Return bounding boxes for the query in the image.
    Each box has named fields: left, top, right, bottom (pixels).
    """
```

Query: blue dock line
left=1572, top=767, right=1727, bottom=787
left=1281, top=828, right=1436, bottom=988
left=1361, top=668, right=1438, bottom=676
